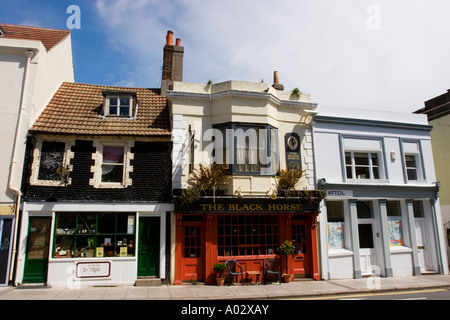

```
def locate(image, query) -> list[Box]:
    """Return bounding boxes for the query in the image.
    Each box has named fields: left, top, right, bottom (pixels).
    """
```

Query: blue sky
left=2, top=0, right=450, bottom=113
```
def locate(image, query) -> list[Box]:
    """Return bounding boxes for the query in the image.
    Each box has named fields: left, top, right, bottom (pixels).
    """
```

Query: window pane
left=327, top=201, right=344, bottom=222
left=358, top=224, right=374, bottom=248
left=413, top=201, right=424, bottom=218
left=355, top=166, right=370, bottom=179
left=38, top=141, right=65, bottom=181
left=102, top=164, right=124, bottom=183
left=387, top=201, right=401, bottom=216
left=109, top=97, right=118, bottom=115
left=103, top=146, right=124, bottom=164
left=357, top=201, right=373, bottom=219
left=354, top=153, right=369, bottom=165
left=345, top=152, right=352, bottom=165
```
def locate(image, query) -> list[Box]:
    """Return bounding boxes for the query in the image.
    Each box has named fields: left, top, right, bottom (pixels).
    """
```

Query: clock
left=287, top=136, right=298, bottom=151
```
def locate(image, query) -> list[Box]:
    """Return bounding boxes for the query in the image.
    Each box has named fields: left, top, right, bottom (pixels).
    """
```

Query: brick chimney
left=161, top=30, right=184, bottom=95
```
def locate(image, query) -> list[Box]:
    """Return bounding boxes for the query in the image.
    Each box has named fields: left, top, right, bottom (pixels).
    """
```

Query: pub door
left=23, top=217, right=51, bottom=283
left=180, top=220, right=204, bottom=282
left=137, top=217, right=160, bottom=277
left=290, top=219, right=312, bottom=278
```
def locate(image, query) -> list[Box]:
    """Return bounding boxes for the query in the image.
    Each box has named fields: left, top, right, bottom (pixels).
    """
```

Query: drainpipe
left=8, top=49, right=36, bottom=284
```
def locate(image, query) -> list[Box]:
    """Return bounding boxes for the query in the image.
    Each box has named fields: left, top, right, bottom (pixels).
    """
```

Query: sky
left=1, top=0, right=450, bottom=114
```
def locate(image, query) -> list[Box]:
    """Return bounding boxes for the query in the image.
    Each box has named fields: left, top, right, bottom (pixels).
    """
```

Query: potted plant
left=274, top=166, right=305, bottom=197
left=190, top=163, right=228, bottom=202
left=213, top=263, right=227, bottom=286
left=279, top=240, right=296, bottom=283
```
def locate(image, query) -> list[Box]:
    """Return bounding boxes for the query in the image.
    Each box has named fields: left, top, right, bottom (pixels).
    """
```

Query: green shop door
left=23, top=217, right=51, bottom=283
left=138, top=217, right=160, bottom=277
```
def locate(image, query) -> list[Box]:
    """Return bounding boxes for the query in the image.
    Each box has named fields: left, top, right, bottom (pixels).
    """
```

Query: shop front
left=16, top=202, right=171, bottom=287
left=174, top=195, right=322, bottom=285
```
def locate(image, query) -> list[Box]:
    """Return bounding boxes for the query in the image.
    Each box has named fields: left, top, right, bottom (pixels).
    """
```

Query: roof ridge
left=0, top=22, right=70, bottom=33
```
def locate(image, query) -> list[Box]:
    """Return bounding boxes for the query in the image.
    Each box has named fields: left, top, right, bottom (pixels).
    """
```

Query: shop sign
left=199, top=203, right=303, bottom=213
left=76, top=261, right=111, bottom=278
left=285, top=133, right=301, bottom=170
left=326, top=190, right=353, bottom=198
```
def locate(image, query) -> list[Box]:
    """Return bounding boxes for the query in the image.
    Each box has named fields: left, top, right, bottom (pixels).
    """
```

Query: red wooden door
left=290, top=221, right=311, bottom=277
left=181, top=222, right=204, bottom=282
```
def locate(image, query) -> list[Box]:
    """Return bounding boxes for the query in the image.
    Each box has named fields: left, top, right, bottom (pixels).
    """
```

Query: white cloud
left=93, top=0, right=450, bottom=113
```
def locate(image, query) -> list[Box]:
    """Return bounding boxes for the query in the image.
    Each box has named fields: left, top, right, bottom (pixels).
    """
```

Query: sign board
left=76, top=261, right=111, bottom=278
left=326, top=190, right=353, bottom=198
left=285, top=133, right=301, bottom=170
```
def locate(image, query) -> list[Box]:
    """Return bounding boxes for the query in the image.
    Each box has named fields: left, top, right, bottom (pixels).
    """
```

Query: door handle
left=418, top=245, right=425, bottom=250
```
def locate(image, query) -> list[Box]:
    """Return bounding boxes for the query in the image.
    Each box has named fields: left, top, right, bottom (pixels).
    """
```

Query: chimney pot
left=176, top=38, right=181, bottom=46
left=272, top=71, right=284, bottom=90
left=166, top=30, right=174, bottom=46
left=273, top=71, right=280, bottom=84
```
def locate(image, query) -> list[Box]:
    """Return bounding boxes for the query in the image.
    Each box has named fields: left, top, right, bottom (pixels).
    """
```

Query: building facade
left=0, top=23, right=74, bottom=286
left=313, top=105, right=449, bottom=279
left=167, top=44, right=323, bottom=284
left=15, top=82, right=172, bottom=287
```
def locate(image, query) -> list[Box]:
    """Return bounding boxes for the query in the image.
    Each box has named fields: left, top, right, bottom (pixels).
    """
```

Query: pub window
left=213, top=123, right=279, bottom=175
left=217, top=214, right=279, bottom=256
left=53, top=212, right=135, bottom=258
left=327, top=201, right=345, bottom=250
left=387, top=201, right=403, bottom=246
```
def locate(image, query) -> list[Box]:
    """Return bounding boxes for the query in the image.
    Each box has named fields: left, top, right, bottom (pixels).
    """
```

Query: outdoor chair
left=263, top=257, right=281, bottom=285
left=225, top=259, right=244, bottom=286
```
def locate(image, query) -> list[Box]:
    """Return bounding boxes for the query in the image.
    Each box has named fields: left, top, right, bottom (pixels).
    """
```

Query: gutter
left=8, top=49, right=37, bottom=284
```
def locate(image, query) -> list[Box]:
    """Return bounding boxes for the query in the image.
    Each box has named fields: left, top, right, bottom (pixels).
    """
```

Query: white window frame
left=30, top=137, right=74, bottom=186
left=401, top=141, right=425, bottom=182
left=90, top=140, right=134, bottom=188
left=345, top=151, right=383, bottom=181
left=105, top=95, right=133, bottom=117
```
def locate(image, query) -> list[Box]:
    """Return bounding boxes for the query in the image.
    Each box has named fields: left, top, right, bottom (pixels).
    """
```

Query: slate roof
left=0, top=23, right=71, bottom=51
left=30, top=82, right=171, bottom=136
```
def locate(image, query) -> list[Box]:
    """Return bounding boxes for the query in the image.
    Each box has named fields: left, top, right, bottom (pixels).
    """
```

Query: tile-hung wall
left=313, top=106, right=449, bottom=280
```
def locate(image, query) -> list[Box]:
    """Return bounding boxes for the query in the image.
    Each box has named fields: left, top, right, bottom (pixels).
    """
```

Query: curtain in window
left=102, top=146, right=124, bottom=180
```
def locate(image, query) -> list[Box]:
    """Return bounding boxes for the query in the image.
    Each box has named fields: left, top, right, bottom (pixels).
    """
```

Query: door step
left=134, top=278, right=161, bottom=287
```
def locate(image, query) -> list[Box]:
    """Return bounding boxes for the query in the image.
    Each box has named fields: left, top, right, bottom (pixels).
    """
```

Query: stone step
left=134, top=278, right=161, bottom=287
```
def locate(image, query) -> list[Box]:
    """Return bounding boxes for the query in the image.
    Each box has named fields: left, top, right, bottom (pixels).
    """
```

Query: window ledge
left=390, top=246, right=412, bottom=253
left=328, top=249, right=353, bottom=257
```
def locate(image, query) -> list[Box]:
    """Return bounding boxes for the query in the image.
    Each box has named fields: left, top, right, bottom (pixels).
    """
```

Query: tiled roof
left=30, top=82, right=171, bottom=136
left=0, top=23, right=70, bottom=51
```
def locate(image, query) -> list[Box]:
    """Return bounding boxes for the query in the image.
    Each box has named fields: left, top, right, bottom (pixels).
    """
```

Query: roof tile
left=0, top=23, right=70, bottom=51
left=30, top=82, right=171, bottom=136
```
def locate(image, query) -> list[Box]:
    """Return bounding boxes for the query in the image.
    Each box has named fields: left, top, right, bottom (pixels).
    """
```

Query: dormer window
left=102, top=91, right=136, bottom=118
left=0, top=26, right=4, bottom=37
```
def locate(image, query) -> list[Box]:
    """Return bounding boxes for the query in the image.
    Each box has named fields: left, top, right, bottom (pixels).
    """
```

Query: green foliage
left=180, top=186, right=201, bottom=204
left=191, top=163, right=228, bottom=198
left=279, top=240, right=296, bottom=256
left=274, top=166, right=305, bottom=194
left=213, top=263, right=227, bottom=277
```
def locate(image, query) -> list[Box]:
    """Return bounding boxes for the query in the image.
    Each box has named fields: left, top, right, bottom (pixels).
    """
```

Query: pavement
left=0, top=274, right=450, bottom=300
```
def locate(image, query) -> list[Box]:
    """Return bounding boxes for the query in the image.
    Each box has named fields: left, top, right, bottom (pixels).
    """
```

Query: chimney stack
left=272, top=71, right=284, bottom=90
left=161, top=30, right=184, bottom=95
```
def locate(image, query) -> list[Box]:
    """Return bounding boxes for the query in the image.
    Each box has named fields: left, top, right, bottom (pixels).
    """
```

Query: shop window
left=387, top=201, right=403, bottom=246
left=217, top=214, right=278, bottom=256
left=327, top=201, right=345, bottom=250
left=213, top=123, right=279, bottom=175
left=53, top=212, right=135, bottom=258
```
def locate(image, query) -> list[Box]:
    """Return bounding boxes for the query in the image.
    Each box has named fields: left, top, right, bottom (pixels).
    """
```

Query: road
left=302, top=288, right=450, bottom=300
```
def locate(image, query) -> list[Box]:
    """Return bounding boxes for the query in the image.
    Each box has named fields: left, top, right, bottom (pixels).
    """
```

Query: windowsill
left=346, top=179, right=389, bottom=184
left=94, top=183, right=127, bottom=189
left=390, top=246, right=412, bottom=253
left=328, top=248, right=353, bottom=257
left=31, top=180, right=71, bottom=187
left=50, top=256, right=136, bottom=262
